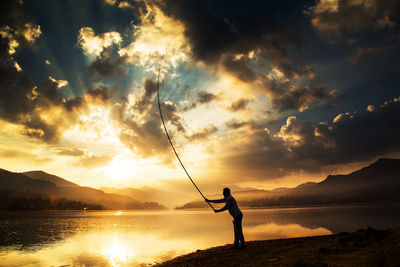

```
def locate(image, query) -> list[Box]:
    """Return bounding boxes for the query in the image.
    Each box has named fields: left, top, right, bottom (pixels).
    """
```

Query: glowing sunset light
left=1, top=1, right=400, bottom=266
left=103, top=236, right=135, bottom=266
left=0, top=0, right=399, bottom=201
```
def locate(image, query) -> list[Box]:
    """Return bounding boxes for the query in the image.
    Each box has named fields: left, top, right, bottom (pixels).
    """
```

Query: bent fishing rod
left=156, top=62, right=215, bottom=212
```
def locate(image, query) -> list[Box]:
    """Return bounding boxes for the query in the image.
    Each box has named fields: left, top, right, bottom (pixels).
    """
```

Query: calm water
left=1, top=204, right=399, bottom=266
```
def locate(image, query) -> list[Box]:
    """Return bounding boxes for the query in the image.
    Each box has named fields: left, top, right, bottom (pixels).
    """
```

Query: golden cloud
left=118, top=5, right=189, bottom=69
left=77, top=27, right=122, bottom=56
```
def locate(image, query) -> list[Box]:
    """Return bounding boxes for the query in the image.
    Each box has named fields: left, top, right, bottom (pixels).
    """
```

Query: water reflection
left=0, top=204, right=399, bottom=266
left=245, top=223, right=332, bottom=240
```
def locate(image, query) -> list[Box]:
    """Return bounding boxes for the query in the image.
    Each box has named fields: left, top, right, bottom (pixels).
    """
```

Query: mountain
left=0, top=169, right=166, bottom=210
left=0, top=168, right=57, bottom=191
left=177, top=158, right=400, bottom=209
left=23, top=171, right=79, bottom=187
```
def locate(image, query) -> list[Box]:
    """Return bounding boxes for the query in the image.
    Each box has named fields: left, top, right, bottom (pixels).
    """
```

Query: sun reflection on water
left=102, top=235, right=135, bottom=266
left=3, top=208, right=380, bottom=266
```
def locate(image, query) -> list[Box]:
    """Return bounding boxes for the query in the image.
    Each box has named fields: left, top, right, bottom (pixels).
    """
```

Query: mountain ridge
left=176, top=158, right=400, bottom=209
left=23, top=170, right=79, bottom=187
left=0, top=169, right=166, bottom=210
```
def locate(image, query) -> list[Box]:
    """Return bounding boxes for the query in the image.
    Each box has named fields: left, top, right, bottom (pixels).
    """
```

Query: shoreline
left=156, top=227, right=400, bottom=266
left=175, top=200, right=400, bottom=211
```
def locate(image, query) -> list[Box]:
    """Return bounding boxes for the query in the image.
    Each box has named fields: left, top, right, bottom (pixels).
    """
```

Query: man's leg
left=235, top=213, right=245, bottom=246
left=233, top=220, right=239, bottom=246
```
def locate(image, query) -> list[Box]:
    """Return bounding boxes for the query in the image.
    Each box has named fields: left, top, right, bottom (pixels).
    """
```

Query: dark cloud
left=0, top=0, right=84, bottom=143
left=185, top=125, right=218, bottom=141
left=307, top=0, right=400, bottom=42
left=261, top=67, right=341, bottom=112
left=307, top=0, right=400, bottom=62
left=0, top=0, right=41, bottom=49
left=221, top=96, right=400, bottom=180
left=221, top=55, right=257, bottom=82
left=227, top=98, right=251, bottom=112
left=86, top=86, right=114, bottom=102
left=270, top=85, right=341, bottom=112
left=112, top=101, right=176, bottom=161
left=111, top=79, right=187, bottom=161
left=22, top=113, right=61, bottom=142
left=182, top=91, right=220, bottom=111
left=0, top=42, right=63, bottom=142
left=35, top=77, right=64, bottom=106
left=160, top=100, right=186, bottom=133
left=160, top=0, right=295, bottom=74
left=88, top=55, right=126, bottom=81
left=349, top=41, right=400, bottom=63
left=87, top=48, right=127, bottom=81
left=198, top=91, right=219, bottom=104
left=0, top=45, right=35, bottom=121
left=159, top=0, right=337, bottom=113
left=64, top=97, right=83, bottom=112
left=225, top=119, right=258, bottom=131
left=135, top=78, right=158, bottom=113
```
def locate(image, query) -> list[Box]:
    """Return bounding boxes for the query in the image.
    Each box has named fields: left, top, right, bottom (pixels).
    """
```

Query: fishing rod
left=156, top=61, right=215, bottom=212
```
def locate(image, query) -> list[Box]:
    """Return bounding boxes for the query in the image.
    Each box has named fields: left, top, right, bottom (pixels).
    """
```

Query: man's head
left=223, top=187, right=230, bottom=197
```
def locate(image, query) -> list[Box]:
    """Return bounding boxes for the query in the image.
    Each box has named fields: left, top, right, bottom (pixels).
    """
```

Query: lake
left=1, top=204, right=399, bottom=266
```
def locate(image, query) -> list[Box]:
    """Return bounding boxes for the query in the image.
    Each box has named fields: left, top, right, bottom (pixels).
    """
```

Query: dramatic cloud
left=77, top=27, right=122, bottom=57
left=111, top=79, right=187, bottom=161
left=182, top=91, right=221, bottom=111
left=308, top=0, right=400, bottom=42
left=0, top=37, right=70, bottom=142
left=225, top=119, right=258, bottom=131
left=227, top=98, right=251, bottom=112
left=0, top=16, right=115, bottom=144
left=307, top=0, right=400, bottom=61
left=0, top=0, right=41, bottom=56
left=87, top=52, right=127, bottom=81
left=1, top=0, right=399, bottom=192
left=118, top=5, right=189, bottom=69
left=261, top=67, right=340, bottom=112
left=0, top=1, right=76, bottom=143
left=160, top=0, right=294, bottom=72
left=220, top=96, right=400, bottom=181
left=135, top=78, right=158, bottom=113
left=159, top=0, right=338, bottom=113
left=270, top=84, right=340, bottom=112
left=86, top=86, right=114, bottom=103
left=185, top=125, right=218, bottom=141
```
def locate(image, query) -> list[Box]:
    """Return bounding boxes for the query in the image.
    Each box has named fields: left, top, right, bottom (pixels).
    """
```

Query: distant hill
left=100, top=186, right=183, bottom=208
left=0, top=169, right=166, bottom=210
left=23, top=171, right=79, bottom=187
left=177, top=158, right=400, bottom=209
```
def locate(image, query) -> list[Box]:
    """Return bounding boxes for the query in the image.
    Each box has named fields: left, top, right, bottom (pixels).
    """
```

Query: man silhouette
left=206, top=188, right=246, bottom=249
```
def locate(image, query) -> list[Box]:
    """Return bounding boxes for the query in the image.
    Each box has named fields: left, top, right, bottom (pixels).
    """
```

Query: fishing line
left=156, top=60, right=215, bottom=211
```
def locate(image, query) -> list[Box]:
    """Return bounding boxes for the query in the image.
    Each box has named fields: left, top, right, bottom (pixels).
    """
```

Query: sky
left=1, top=0, right=400, bottom=194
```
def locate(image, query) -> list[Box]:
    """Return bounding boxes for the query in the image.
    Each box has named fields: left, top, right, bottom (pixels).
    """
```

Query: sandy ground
left=156, top=227, right=400, bottom=267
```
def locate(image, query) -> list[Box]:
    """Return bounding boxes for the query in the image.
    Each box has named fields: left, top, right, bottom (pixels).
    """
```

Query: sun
left=103, top=156, right=137, bottom=183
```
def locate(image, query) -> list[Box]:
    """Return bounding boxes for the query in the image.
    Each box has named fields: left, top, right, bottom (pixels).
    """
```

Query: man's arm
left=205, top=198, right=225, bottom=203
left=215, top=203, right=228, bottom=213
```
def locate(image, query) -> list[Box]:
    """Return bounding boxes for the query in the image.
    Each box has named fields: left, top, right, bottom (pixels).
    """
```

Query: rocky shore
left=156, top=227, right=400, bottom=266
